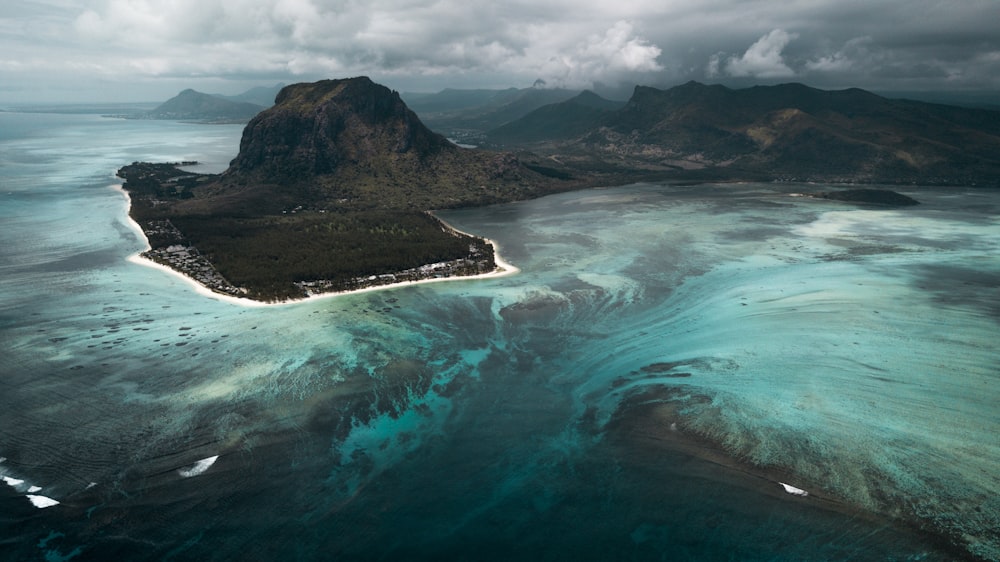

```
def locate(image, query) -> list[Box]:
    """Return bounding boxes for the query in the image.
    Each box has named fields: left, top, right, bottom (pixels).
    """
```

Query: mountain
left=495, top=81, right=1000, bottom=185
left=456, top=87, right=583, bottom=130
left=216, top=83, right=285, bottom=108
left=403, top=86, right=582, bottom=137
left=145, top=89, right=264, bottom=122
left=557, top=89, right=625, bottom=111
left=402, top=88, right=521, bottom=114
left=228, top=78, right=454, bottom=181
left=487, top=91, right=625, bottom=145
left=213, top=77, right=555, bottom=212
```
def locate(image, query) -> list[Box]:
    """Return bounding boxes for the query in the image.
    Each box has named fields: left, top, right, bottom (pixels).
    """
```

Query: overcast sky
left=2, top=0, right=999, bottom=103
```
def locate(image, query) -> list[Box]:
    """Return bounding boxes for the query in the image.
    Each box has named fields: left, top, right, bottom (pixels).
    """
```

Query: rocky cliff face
left=188, top=77, right=561, bottom=213
left=229, top=77, right=455, bottom=181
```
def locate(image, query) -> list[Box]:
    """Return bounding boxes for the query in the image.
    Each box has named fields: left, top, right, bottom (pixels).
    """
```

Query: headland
left=115, top=169, right=518, bottom=306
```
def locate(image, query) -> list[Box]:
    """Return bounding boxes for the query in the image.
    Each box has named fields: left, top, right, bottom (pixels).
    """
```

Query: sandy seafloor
left=0, top=110, right=997, bottom=561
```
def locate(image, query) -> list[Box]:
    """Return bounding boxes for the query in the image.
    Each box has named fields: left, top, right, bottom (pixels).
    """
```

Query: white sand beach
left=114, top=183, right=519, bottom=308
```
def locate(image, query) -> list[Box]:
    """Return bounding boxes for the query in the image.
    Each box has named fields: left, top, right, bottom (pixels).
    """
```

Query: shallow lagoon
left=1, top=112, right=997, bottom=560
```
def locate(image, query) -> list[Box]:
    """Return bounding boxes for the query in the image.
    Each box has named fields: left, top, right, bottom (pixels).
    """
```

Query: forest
left=118, top=162, right=496, bottom=301
left=170, top=211, right=492, bottom=301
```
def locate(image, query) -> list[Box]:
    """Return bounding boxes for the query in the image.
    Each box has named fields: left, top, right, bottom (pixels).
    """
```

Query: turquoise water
left=1, top=111, right=997, bottom=561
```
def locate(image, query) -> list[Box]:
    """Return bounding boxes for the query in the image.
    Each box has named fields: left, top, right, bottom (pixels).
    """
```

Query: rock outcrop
left=229, top=77, right=454, bottom=180
left=213, top=77, right=555, bottom=212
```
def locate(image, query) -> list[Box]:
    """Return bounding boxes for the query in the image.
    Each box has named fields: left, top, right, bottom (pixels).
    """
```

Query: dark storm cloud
left=1, top=0, right=997, bottom=103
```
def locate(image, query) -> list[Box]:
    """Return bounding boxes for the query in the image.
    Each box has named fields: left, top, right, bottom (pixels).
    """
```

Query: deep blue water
left=1, top=110, right=998, bottom=561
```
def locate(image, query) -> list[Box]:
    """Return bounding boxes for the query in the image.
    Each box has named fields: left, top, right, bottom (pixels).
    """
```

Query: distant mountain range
left=214, top=83, right=285, bottom=108
left=475, top=81, right=1000, bottom=185
left=487, top=90, right=626, bottom=144
left=402, top=86, right=586, bottom=142
left=137, top=83, right=284, bottom=123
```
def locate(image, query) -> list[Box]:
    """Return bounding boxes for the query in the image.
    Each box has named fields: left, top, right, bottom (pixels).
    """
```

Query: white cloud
left=805, top=36, right=872, bottom=73
left=65, top=1, right=664, bottom=87
left=598, top=21, right=664, bottom=72
left=3, top=1, right=1000, bottom=102
left=530, top=20, right=663, bottom=88
left=724, top=29, right=798, bottom=78
left=806, top=53, right=852, bottom=72
left=706, top=52, right=723, bottom=78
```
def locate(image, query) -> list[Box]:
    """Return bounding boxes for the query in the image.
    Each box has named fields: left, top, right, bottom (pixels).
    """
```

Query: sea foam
left=26, top=495, right=60, bottom=509
left=2, top=475, right=25, bottom=488
left=178, top=455, right=220, bottom=478
left=779, top=482, right=809, bottom=497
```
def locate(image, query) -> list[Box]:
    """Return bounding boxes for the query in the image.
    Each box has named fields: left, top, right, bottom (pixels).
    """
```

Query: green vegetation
left=117, top=161, right=496, bottom=302
left=473, top=81, right=1000, bottom=186
left=486, top=91, right=624, bottom=145
left=171, top=211, right=491, bottom=301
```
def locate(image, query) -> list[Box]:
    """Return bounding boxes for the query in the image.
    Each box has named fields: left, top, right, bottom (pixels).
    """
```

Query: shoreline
left=112, top=183, right=520, bottom=308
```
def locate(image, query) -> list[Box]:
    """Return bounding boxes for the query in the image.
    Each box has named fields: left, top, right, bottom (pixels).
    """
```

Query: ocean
left=1, top=110, right=997, bottom=561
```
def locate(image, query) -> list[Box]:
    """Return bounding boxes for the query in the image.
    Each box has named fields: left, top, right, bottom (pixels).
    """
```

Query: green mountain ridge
left=487, top=81, right=1000, bottom=185
left=487, top=91, right=625, bottom=144
left=405, top=86, right=583, bottom=138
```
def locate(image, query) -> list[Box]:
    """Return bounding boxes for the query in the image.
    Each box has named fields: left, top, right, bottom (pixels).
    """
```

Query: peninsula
left=118, top=77, right=568, bottom=302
